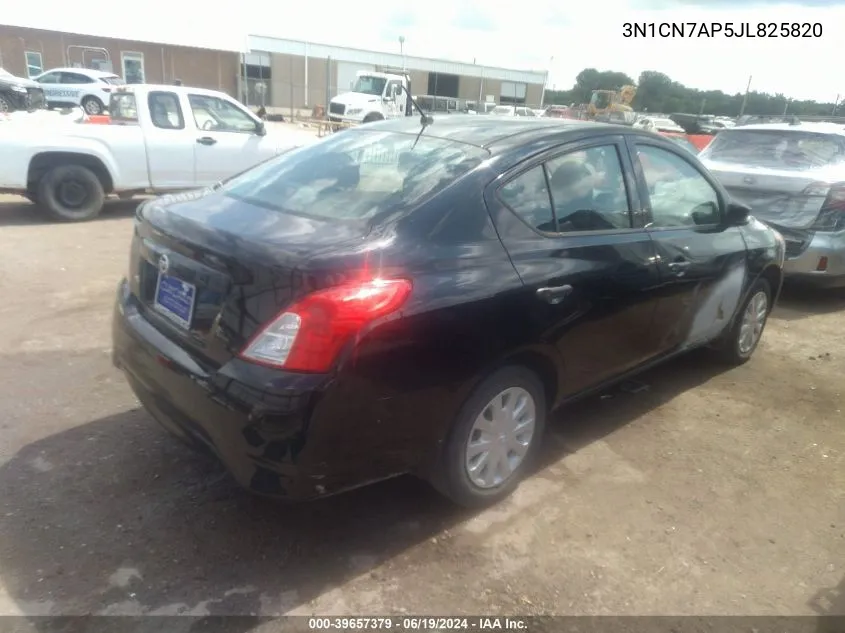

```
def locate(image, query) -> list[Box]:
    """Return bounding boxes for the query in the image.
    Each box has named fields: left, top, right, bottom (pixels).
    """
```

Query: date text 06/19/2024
left=622, top=22, right=823, bottom=38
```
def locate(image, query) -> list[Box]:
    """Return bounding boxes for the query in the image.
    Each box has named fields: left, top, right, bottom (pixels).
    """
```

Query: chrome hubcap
left=738, top=290, right=768, bottom=354
left=84, top=100, right=100, bottom=114
left=465, top=387, right=536, bottom=489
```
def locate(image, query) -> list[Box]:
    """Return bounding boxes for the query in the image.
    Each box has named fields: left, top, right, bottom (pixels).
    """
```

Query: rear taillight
left=809, top=181, right=845, bottom=231
left=239, top=278, right=412, bottom=373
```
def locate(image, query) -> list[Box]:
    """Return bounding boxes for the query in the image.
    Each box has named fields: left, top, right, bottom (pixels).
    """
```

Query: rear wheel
left=0, top=95, right=11, bottom=113
left=37, top=164, right=105, bottom=222
left=82, top=96, right=104, bottom=115
left=430, top=366, right=546, bottom=508
left=714, top=278, right=772, bottom=365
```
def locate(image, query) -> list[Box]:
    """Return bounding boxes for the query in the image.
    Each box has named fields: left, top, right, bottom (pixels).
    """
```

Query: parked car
left=634, top=116, right=685, bottom=133
left=490, top=105, right=537, bottom=117
left=699, top=122, right=845, bottom=288
left=0, top=84, right=319, bottom=222
left=0, top=68, right=46, bottom=113
left=33, top=67, right=125, bottom=115
left=112, top=117, right=785, bottom=508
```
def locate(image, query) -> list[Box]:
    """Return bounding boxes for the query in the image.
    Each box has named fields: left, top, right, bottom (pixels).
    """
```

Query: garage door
left=337, top=62, right=375, bottom=94
left=500, top=82, right=527, bottom=105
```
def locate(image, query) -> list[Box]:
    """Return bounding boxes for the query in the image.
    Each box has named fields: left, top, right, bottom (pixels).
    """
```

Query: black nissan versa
left=112, top=116, right=785, bottom=508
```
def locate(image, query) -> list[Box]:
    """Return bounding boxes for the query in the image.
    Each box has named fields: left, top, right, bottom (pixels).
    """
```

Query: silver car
left=700, top=122, right=845, bottom=288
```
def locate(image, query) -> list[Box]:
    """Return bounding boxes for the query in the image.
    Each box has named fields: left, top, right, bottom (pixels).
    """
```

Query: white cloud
left=3, top=0, right=844, bottom=102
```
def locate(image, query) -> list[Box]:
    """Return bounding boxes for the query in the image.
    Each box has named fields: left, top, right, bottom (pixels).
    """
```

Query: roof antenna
left=398, top=82, right=433, bottom=149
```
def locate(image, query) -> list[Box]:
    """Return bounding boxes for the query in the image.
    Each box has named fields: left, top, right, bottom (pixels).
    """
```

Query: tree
left=544, top=68, right=837, bottom=116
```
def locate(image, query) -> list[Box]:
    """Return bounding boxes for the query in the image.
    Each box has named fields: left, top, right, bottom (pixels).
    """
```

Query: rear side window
left=148, top=91, right=185, bottom=130
left=702, top=130, right=845, bottom=170
left=499, top=167, right=555, bottom=231
left=221, top=130, right=488, bottom=220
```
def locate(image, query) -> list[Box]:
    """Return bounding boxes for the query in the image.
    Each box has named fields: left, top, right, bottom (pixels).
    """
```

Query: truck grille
left=329, top=102, right=346, bottom=115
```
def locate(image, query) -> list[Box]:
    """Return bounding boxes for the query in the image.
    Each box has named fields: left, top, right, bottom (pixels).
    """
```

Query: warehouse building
left=0, top=24, right=241, bottom=94
left=242, top=35, right=548, bottom=111
left=0, top=24, right=548, bottom=111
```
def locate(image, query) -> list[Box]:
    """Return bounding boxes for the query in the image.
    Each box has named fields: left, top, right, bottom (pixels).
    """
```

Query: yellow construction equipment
left=586, top=85, right=637, bottom=119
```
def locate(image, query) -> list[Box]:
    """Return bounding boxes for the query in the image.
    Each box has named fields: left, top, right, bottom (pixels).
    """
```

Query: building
left=0, top=24, right=548, bottom=110
left=0, top=24, right=241, bottom=95
left=243, top=35, right=548, bottom=111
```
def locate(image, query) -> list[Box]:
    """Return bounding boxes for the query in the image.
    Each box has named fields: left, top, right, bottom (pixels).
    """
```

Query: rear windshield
left=109, top=93, right=138, bottom=122
left=220, top=129, right=488, bottom=220
left=701, top=129, right=845, bottom=169
left=101, top=76, right=126, bottom=85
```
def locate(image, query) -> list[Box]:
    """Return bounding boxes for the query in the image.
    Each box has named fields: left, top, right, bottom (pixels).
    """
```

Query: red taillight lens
left=239, top=278, right=412, bottom=373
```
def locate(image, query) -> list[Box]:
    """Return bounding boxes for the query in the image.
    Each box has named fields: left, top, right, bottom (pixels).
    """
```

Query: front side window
left=546, top=145, right=632, bottom=232
left=637, top=145, right=720, bottom=228
left=35, top=72, right=61, bottom=84
left=221, top=130, right=488, bottom=221
left=188, top=94, right=256, bottom=133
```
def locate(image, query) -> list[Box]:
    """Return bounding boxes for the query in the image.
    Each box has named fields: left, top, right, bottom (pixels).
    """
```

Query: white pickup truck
left=0, top=84, right=319, bottom=221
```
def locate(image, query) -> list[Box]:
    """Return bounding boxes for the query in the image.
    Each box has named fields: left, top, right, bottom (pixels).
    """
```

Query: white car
left=33, top=68, right=125, bottom=115
left=633, top=116, right=685, bottom=133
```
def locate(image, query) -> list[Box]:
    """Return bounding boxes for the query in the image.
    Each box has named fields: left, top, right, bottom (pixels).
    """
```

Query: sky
left=4, top=0, right=845, bottom=102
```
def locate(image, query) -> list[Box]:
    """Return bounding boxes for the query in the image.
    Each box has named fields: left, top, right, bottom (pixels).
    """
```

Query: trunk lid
left=129, top=188, right=371, bottom=369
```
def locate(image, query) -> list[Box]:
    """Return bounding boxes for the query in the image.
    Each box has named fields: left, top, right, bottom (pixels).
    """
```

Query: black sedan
left=112, top=117, right=785, bottom=508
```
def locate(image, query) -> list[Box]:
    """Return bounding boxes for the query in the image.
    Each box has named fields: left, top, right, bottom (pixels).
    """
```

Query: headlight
left=11, top=85, right=27, bottom=93
left=346, top=108, right=362, bottom=116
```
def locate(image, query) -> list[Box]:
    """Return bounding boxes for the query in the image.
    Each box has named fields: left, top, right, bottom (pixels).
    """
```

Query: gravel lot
left=0, top=194, right=843, bottom=619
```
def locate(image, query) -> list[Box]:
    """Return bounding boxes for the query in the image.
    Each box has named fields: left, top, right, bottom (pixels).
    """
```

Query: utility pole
left=832, top=94, right=840, bottom=116
left=738, top=75, right=752, bottom=117
left=783, top=99, right=790, bottom=115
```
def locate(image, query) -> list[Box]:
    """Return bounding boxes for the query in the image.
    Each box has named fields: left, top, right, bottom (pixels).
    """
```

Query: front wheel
left=430, top=366, right=546, bottom=508
left=36, top=164, right=106, bottom=222
left=82, top=96, right=104, bottom=115
left=362, top=113, right=384, bottom=123
left=714, top=278, right=772, bottom=365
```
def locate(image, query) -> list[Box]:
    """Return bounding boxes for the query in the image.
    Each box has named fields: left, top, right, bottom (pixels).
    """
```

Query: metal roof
left=247, top=35, right=547, bottom=85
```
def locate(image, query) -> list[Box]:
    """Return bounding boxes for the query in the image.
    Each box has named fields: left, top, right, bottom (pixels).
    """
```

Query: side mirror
left=725, top=200, right=751, bottom=226
left=255, top=120, right=266, bottom=136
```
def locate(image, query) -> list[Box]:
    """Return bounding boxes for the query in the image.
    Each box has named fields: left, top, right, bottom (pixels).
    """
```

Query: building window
left=25, top=51, right=43, bottom=78
left=121, top=51, right=145, bottom=84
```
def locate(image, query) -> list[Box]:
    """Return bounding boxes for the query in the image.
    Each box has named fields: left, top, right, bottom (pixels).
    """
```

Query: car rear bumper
left=111, top=280, right=413, bottom=500
left=782, top=231, right=845, bottom=288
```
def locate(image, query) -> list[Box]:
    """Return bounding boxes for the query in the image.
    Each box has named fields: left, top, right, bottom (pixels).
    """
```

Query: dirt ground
left=0, top=194, right=843, bottom=620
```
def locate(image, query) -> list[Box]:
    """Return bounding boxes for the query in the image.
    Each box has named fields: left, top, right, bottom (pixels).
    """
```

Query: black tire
left=81, top=96, right=104, bottom=115
left=0, top=94, right=11, bottom=113
left=714, top=278, right=772, bottom=365
left=430, top=366, right=547, bottom=508
left=37, top=164, right=105, bottom=223
left=362, top=113, right=383, bottom=123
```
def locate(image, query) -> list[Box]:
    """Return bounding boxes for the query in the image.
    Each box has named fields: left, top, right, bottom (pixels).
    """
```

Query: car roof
left=41, top=67, right=119, bottom=78
left=369, top=116, right=620, bottom=150
left=728, top=122, right=845, bottom=136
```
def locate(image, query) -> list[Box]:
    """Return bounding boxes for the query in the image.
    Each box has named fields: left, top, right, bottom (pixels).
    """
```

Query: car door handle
left=667, top=261, right=691, bottom=270
left=196, top=136, right=217, bottom=145
left=536, top=285, right=573, bottom=305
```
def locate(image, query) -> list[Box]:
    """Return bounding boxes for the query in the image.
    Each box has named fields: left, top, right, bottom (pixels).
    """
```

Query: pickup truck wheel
left=0, top=95, right=10, bottom=113
left=37, top=165, right=106, bottom=222
left=82, top=96, right=104, bottom=115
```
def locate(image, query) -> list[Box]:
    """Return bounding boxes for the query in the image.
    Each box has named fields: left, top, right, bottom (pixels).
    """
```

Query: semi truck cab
left=328, top=70, right=412, bottom=124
